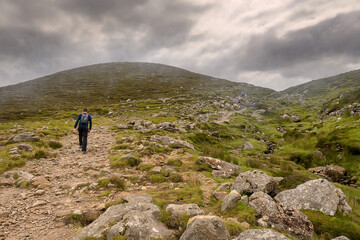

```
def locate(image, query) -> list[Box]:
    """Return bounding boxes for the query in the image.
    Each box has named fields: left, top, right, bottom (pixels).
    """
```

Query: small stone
left=31, top=200, right=47, bottom=208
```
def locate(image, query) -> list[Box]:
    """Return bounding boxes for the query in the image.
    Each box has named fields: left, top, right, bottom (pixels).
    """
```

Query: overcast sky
left=1, top=0, right=360, bottom=90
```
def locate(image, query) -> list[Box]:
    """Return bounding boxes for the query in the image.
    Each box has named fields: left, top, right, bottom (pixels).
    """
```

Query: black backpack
left=80, top=113, right=89, bottom=124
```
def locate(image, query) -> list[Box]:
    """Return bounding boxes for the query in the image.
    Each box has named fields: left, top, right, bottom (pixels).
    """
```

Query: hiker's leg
left=82, top=127, right=88, bottom=152
left=78, top=128, right=83, bottom=146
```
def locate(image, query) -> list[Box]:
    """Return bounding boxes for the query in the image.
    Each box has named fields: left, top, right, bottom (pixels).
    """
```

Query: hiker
left=73, top=108, right=92, bottom=154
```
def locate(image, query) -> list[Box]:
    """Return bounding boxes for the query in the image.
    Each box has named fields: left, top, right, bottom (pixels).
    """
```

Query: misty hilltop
left=0, top=62, right=274, bottom=119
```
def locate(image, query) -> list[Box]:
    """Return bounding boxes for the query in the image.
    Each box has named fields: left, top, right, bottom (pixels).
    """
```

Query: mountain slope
left=0, top=62, right=275, bottom=119
left=281, top=69, right=360, bottom=110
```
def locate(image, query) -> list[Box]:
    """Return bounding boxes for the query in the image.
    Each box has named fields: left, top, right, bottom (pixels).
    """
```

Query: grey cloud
left=239, top=11, right=360, bottom=72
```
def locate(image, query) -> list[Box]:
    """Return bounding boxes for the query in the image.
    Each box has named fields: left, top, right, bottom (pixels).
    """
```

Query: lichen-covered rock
left=72, top=193, right=172, bottom=240
left=249, top=192, right=314, bottom=240
left=180, top=215, right=229, bottom=240
left=198, top=156, right=241, bottom=178
left=166, top=204, right=204, bottom=218
left=233, top=229, right=290, bottom=240
left=9, top=132, right=39, bottom=142
left=150, top=135, right=195, bottom=150
left=232, top=170, right=278, bottom=196
left=274, top=179, right=352, bottom=216
left=221, top=190, right=241, bottom=212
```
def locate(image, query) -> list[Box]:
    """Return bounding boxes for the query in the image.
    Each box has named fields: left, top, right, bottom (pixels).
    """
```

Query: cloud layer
left=0, top=0, right=359, bottom=90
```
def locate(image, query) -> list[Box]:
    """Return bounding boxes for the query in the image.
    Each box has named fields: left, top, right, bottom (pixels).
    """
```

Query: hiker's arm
left=89, top=115, right=92, bottom=131
left=74, top=114, right=80, bottom=129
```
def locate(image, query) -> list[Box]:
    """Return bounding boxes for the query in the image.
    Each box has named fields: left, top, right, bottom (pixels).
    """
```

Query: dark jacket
left=74, top=113, right=92, bottom=130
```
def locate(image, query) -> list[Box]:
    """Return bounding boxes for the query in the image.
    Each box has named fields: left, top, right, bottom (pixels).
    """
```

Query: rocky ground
left=0, top=126, right=116, bottom=240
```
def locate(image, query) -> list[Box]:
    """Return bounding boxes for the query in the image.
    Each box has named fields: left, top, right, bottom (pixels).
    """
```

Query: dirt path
left=0, top=126, right=116, bottom=240
left=214, top=108, right=247, bottom=125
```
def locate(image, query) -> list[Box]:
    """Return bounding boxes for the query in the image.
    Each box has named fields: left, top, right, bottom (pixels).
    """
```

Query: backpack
left=80, top=113, right=89, bottom=124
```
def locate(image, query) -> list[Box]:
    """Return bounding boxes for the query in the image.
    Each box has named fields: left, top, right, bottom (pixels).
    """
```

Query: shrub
left=303, top=210, right=360, bottom=239
left=169, top=173, right=183, bottom=183
left=225, top=221, right=244, bottom=237
left=64, top=213, right=93, bottom=227
left=167, top=158, right=183, bottom=167
left=34, top=149, right=46, bottom=159
left=284, top=130, right=303, bottom=141
left=97, top=177, right=125, bottom=190
left=150, top=174, right=166, bottom=183
left=48, top=141, right=62, bottom=149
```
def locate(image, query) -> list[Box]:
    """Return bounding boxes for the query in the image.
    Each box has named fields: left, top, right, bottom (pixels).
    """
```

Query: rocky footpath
left=0, top=127, right=116, bottom=240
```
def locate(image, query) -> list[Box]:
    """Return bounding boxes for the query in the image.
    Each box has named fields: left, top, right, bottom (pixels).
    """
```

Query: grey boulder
left=232, top=170, right=278, bottom=196
left=233, top=229, right=290, bottom=240
left=166, top=204, right=204, bottom=218
left=274, top=179, right=352, bottom=216
left=150, top=135, right=195, bottom=150
left=249, top=191, right=314, bottom=240
left=198, top=156, right=241, bottom=178
left=9, top=132, right=39, bottom=142
left=73, top=193, right=172, bottom=240
left=221, top=190, right=241, bottom=212
left=180, top=215, right=229, bottom=240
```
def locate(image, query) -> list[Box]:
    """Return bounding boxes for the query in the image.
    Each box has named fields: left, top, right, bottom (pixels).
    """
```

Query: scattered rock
left=274, top=179, right=352, bottom=216
left=213, top=192, right=228, bottom=201
left=211, top=131, right=220, bottom=137
left=151, top=166, right=162, bottom=173
left=166, top=204, right=204, bottom=218
left=308, top=165, right=346, bottom=182
left=73, top=193, right=172, bottom=240
left=9, top=132, right=40, bottom=142
left=180, top=215, right=229, bottom=240
left=233, top=228, right=290, bottom=240
left=276, top=126, right=288, bottom=133
left=157, top=122, right=176, bottom=132
left=331, top=236, right=350, bottom=240
left=151, top=135, right=195, bottom=150
left=249, top=191, right=314, bottom=239
left=221, top=190, right=241, bottom=212
left=117, top=124, right=128, bottom=129
left=232, top=170, right=278, bottom=196
left=31, top=176, right=51, bottom=189
left=31, top=200, right=47, bottom=208
left=291, top=115, right=301, bottom=122
left=198, top=156, right=240, bottom=178
left=242, top=141, right=254, bottom=150
left=16, top=143, right=34, bottom=151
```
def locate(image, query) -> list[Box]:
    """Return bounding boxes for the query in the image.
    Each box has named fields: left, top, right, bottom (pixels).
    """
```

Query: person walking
left=73, top=108, right=92, bottom=154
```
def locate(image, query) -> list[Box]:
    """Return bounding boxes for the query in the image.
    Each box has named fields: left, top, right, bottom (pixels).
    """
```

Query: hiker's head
left=83, top=108, right=88, bottom=113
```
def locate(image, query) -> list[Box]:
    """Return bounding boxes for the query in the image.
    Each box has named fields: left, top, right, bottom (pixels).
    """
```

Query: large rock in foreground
left=274, top=179, right=352, bottom=216
left=150, top=135, right=195, bottom=150
left=180, top=215, right=229, bottom=240
left=9, top=132, right=40, bottom=142
left=73, top=193, right=172, bottom=240
left=232, top=170, right=278, bottom=196
left=233, top=229, right=290, bottom=240
left=198, top=156, right=241, bottom=178
left=249, top=192, right=314, bottom=239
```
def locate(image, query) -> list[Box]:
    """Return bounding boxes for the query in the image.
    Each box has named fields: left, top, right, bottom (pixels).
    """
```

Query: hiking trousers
left=78, top=126, right=88, bottom=151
